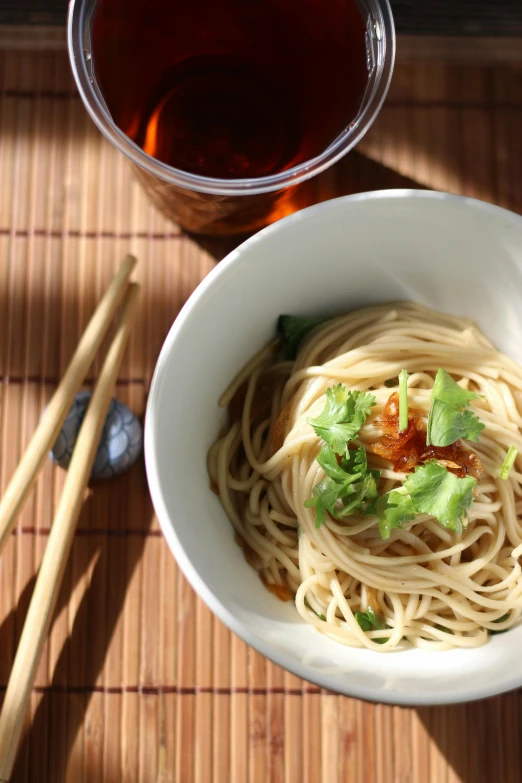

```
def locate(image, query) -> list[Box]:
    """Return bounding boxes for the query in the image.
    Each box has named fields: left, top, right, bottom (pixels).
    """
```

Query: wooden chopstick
left=0, top=254, right=137, bottom=554
left=0, top=282, right=140, bottom=782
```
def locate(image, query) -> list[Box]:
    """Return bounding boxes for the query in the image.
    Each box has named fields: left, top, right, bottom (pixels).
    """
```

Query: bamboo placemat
left=0, top=47, right=521, bottom=783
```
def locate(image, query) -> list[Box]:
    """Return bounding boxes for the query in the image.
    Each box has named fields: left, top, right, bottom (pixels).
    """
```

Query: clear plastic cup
left=68, top=0, right=395, bottom=236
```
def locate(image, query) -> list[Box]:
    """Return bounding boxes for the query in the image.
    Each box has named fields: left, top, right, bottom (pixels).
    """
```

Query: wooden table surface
left=0, top=38, right=521, bottom=783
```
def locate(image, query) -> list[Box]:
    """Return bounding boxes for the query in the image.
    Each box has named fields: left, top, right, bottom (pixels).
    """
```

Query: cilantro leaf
left=355, top=607, right=384, bottom=631
left=345, top=447, right=381, bottom=518
left=354, top=607, right=388, bottom=643
left=427, top=368, right=485, bottom=447
left=277, top=315, right=323, bottom=360
left=342, top=445, right=369, bottom=475
left=459, top=408, right=486, bottom=442
left=427, top=399, right=484, bottom=446
left=304, top=477, right=344, bottom=528
left=304, top=445, right=381, bottom=527
left=376, top=490, right=416, bottom=540
left=404, top=460, right=477, bottom=534
left=431, top=368, right=481, bottom=408
left=316, top=444, right=356, bottom=483
left=335, top=470, right=381, bottom=518
left=307, top=384, right=376, bottom=456
left=499, top=445, right=518, bottom=480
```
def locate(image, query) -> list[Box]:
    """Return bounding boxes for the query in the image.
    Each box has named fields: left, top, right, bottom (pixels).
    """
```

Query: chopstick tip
left=122, top=254, right=138, bottom=273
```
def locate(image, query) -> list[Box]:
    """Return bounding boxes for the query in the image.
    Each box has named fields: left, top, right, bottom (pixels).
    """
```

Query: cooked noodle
left=207, top=303, right=522, bottom=651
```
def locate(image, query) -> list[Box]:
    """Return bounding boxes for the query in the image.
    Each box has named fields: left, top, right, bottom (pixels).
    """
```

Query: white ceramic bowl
left=145, top=190, right=522, bottom=705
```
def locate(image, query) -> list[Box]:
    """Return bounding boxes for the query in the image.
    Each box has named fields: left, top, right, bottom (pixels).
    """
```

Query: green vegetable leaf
left=459, top=408, right=486, bottom=442
left=304, top=598, right=326, bottom=621
left=427, top=368, right=484, bottom=446
left=399, top=369, right=409, bottom=432
left=335, top=470, right=381, bottom=518
left=342, top=445, right=369, bottom=475
left=431, top=368, right=481, bottom=408
left=428, top=399, right=484, bottom=446
left=277, top=315, right=323, bottom=360
left=304, top=477, right=344, bottom=528
left=316, top=444, right=357, bottom=483
left=499, top=445, right=518, bottom=480
left=354, top=607, right=388, bottom=643
left=376, top=490, right=416, bottom=540
left=404, top=460, right=477, bottom=534
left=307, top=384, right=376, bottom=456
left=434, top=624, right=454, bottom=635
left=305, top=445, right=381, bottom=527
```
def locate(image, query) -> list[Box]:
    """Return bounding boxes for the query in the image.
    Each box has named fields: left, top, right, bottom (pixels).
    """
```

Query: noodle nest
left=207, top=303, right=522, bottom=651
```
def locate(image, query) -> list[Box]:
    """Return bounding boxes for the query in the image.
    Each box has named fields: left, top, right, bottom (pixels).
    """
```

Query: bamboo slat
left=0, top=46, right=522, bottom=783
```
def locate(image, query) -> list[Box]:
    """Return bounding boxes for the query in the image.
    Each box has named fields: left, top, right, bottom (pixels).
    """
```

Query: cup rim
left=67, top=0, right=395, bottom=196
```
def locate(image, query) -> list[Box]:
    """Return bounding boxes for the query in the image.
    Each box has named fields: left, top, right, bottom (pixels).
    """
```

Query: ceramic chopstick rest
left=51, top=391, right=143, bottom=478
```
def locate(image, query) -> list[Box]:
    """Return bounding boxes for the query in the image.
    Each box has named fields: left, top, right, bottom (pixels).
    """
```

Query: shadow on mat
left=188, top=150, right=427, bottom=262
left=415, top=695, right=521, bottom=783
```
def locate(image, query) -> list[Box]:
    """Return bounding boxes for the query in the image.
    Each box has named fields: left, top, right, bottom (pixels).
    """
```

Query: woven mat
left=1, top=47, right=522, bottom=783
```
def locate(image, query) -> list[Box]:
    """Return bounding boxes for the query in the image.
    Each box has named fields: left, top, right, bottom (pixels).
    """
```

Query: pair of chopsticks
left=0, top=255, right=140, bottom=782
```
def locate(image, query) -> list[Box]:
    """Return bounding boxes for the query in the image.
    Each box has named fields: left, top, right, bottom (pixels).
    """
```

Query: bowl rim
left=145, top=188, right=522, bottom=705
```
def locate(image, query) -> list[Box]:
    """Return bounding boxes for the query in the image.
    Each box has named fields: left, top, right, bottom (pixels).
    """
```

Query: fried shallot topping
left=371, top=392, right=483, bottom=478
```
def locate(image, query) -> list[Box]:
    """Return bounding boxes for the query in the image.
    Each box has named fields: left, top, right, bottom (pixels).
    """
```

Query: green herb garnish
left=304, top=374, right=482, bottom=536
left=404, top=459, right=477, bottom=535
left=307, top=384, right=376, bottom=457
left=277, top=315, right=324, bottom=360
left=304, top=445, right=380, bottom=528
left=489, top=613, right=510, bottom=635
left=434, top=624, right=454, bottom=635
left=430, top=368, right=481, bottom=409
left=335, top=449, right=381, bottom=519
left=499, top=445, right=518, bottom=480
left=304, top=598, right=326, bottom=621
left=398, top=369, right=409, bottom=432
left=375, top=489, right=416, bottom=540
left=426, top=368, right=484, bottom=447
left=373, top=460, right=477, bottom=538
left=304, top=476, right=343, bottom=528
left=354, top=607, right=389, bottom=644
